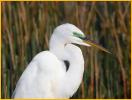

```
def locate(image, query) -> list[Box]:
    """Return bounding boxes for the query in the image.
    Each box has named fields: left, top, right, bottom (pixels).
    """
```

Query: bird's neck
left=50, top=34, right=84, bottom=97
left=61, top=44, right=84, bottom=97
left=49, top=34, right=66, bottom=60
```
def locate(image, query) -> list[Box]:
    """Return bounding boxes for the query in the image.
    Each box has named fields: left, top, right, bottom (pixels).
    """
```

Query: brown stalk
left=94, top=45, right=99, bottom=98
left=89, top=33, right=94, bottom=98
left=81, top=80, right=85, bottom=98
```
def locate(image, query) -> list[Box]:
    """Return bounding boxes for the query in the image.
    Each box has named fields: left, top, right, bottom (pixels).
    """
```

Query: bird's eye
left=73, top=32, right=86, bottom=40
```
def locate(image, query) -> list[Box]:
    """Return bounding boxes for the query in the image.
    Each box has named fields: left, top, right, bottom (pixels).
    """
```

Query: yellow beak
left=83, top=39, right=111, bottom=54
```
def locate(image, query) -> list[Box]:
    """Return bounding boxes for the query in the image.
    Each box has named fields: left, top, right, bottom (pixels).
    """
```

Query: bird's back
left=12, top=51, right=65, bottom=98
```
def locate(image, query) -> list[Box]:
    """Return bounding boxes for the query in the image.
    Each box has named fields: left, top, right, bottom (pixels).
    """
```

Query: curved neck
left=49, top=34, right=84, bottom=98
left=61, top=44, right=84, bottom=97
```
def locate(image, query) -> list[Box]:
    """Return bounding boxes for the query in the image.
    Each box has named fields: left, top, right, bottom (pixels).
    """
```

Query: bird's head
left=53, top=23, right=111, bottom=54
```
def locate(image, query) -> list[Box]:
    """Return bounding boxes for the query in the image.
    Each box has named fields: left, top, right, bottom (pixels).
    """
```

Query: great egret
left=12, top=23, right=110, bottom=98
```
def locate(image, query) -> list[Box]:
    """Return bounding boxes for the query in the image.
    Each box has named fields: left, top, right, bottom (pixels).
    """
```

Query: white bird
left=12, top=23, right=110, bottom=98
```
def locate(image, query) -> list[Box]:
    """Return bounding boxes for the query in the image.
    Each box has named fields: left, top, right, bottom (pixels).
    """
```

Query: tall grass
left=2, top=1, right=130, bottom=99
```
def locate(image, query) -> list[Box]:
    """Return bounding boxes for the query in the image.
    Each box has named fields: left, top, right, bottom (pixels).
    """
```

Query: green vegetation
left=2, top=2, right=130, bottom=99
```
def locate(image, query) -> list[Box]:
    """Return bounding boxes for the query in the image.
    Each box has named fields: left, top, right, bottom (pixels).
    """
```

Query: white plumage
left=12, top=23, right=110, bottom=98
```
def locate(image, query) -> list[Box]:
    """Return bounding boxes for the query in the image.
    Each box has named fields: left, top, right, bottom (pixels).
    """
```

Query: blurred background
left=2, top=1, right=131, bottom=99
